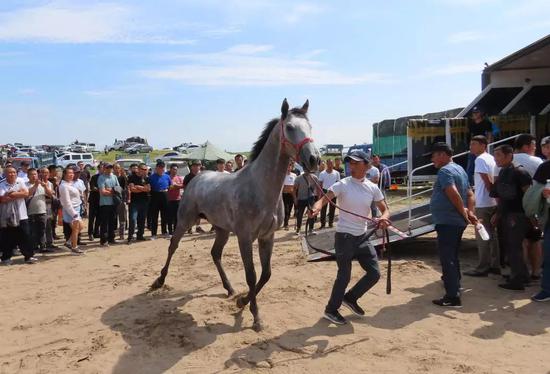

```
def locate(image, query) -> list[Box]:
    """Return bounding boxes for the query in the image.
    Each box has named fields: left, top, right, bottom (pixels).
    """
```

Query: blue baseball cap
left=344, top=150, right=370, bottom=163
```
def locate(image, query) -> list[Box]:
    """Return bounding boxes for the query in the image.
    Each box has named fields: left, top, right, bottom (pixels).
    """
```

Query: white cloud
left=18, top=88, right=37, bottom=95
left=284, top=3, right=326, bottom=24
left=141, top=45, right=390, bottom=86
left=430, top=63, right=483, bottom=76
left=0, top=2, right=194, bottom=44
left=448, top=31, right=483, bottom=44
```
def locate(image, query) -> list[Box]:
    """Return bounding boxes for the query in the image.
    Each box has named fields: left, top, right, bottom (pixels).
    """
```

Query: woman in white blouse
left=59, top=167, right=83, bottom=254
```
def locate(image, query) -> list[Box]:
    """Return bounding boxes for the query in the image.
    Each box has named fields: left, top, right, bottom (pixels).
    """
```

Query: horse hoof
left=252, top=320, right=263, bottom=332
left=236, top=296, right=248, bottom=309
left=150, top=278, right=164, bottom=290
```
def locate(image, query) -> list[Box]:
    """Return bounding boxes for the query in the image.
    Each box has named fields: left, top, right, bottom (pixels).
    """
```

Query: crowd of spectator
left=0, top=154, right=253, bottom=265
left=430, top=133, right=550, bottom=306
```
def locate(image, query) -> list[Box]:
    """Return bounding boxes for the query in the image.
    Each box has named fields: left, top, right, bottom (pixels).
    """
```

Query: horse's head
left=280, top=98, right=321, bottom=172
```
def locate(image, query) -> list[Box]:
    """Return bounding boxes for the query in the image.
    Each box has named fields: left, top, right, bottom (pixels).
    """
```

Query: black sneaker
left=498, top=283, right=525, bottom=291
left=136, top=237, right=147, bottom=241
left=463, top=270, right=488, bottom=277
left=342, top=297, right=365, bottom=316
left=323, top=310, right=347, bottom=325
left=432, top=296, right=462, bottom=308
left=488, top=268, right=501, bottom=275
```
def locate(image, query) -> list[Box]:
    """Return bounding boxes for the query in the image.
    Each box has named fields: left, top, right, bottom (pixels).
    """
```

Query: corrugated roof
left=484, top=34, right=550, bottom=72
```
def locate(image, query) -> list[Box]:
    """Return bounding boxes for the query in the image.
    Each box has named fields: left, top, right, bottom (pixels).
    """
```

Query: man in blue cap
left=310, top=150, right=390, bottom=325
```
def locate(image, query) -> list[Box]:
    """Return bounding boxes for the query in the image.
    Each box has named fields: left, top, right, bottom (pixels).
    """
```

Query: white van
left=56, top=152, right=96, bottom=168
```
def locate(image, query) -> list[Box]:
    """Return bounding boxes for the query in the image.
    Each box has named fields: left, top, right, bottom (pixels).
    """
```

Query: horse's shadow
left=357, top=279, right=550, bottom=339
left=100, top=287, right=243, bottom=374
left=224, top=318, right=360, bottom=369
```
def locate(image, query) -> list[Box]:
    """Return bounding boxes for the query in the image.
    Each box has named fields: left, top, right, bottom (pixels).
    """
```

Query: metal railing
left=405, top=134, right=522, bottom=233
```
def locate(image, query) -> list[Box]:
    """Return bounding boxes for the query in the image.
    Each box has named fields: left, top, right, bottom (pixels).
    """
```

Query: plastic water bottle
left=546, top=180, right=550, bottom=204
left=476, top=223, right=490, bottom=241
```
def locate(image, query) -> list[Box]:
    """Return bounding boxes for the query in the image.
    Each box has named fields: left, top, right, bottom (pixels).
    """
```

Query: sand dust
left=1, top=223, right=548, bottom=373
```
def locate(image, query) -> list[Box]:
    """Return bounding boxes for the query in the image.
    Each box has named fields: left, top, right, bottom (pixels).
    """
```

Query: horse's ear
left=281, top=98, right=289, bottom=119
left=301, top=99, right=309, bottom=113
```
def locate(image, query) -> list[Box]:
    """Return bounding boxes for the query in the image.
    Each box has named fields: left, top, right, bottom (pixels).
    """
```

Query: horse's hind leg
left=151, top=215, right=193, bottom=290
left=211, top=229, right=235, bottom=297
left=238, top=234, right=273, bottom=307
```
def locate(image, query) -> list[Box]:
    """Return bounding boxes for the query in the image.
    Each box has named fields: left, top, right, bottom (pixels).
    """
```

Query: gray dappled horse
left=151, top=99, right=320, bottom=331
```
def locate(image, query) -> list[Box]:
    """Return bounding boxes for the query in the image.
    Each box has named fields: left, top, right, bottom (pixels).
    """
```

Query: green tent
left=184, top=141, right=234, bottom=163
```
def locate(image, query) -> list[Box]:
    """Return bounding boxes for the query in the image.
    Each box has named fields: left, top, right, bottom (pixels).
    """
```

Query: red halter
left=279, top=118, right=314, bottom=162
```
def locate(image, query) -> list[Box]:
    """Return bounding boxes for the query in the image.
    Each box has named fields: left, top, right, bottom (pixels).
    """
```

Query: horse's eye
left=286, top=125, right=294, bottom=131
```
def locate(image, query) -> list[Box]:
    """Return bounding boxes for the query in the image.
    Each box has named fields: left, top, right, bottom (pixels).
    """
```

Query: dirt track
left=1, top=224, right=549, bottom=373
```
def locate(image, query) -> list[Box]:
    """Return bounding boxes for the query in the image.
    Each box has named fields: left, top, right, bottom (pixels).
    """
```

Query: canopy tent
left=183, top=141, right=234, bottom=162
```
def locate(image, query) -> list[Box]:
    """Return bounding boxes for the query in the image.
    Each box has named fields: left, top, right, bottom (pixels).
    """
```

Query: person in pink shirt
left=167, top=164, right=184, bottom=235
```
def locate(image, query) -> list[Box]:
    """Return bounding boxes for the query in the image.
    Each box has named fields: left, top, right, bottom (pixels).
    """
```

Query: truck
left=9, top=152, right=57, bottom=170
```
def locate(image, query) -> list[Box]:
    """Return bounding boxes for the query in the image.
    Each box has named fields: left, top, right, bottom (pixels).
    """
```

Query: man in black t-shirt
left=127, top=163, right=151, bottom=242
left=466, top=106, right=494, bottom=185
left=491, top=145, right=532, bottom=291
left=88, top=163, right=103, bottom=240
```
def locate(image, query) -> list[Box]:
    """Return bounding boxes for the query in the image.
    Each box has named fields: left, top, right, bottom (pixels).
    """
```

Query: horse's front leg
left=236, top=236, right=261, bottom=331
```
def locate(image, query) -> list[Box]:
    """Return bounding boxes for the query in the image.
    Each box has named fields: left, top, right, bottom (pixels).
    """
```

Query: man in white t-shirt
left=310, top=150, right=390, bottom=325
left=0, top=166, right=37, bottom=265
left=282, top=162, right=297, bottom=230
left=464, top=136, right=500, bottom=277
left=318, top=159, right=340, bottom=229
left=513, top=134, right=543, bottom=177
left=513, top=133, right=544, bottom=280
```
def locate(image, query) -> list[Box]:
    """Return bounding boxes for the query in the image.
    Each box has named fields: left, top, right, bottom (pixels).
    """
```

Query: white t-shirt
left=366, top=166, right=380, bottom=182
left=0, top=179, right=29, bottom=220
left=73, top=179, right=87, bottom=197
left=318, top=169, right=340, bottom=190
left=329, top=177, right=384, bottom=236
left=284, top=172, right=297, bottom=187
left=216, top=170, right=230, bottom=174
left=513, top=153, right=543, bottom=177
left=17, top=171, right=28, bottom=183
left=474, top=152, right=497, bottom=208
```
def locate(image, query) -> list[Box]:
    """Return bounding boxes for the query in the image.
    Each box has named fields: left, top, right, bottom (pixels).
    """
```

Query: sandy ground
left=1, top=220, right=549, bottom=374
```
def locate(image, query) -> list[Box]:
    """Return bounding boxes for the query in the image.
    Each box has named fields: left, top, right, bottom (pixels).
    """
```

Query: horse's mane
left=248, top=108, right=308, bottom=162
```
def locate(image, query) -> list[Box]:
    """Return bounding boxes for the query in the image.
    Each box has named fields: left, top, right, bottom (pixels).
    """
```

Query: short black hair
left=138, top=163, right=147, bottom=169
left=28, top=167, right=37, bottom=173
left=471, top=135, right=488, bottom=146
left=514, top=134, right=536, bottom=150
left=234, top=154, right=243, bottom=159
left=48, top=164, right=57, bottom=171
left=495, top=144, right=514, bottom=155
left=216, top=158, right=225, bottom=164
left=156, top=160, right=165, bottom=168
left=169, top=163, right=178, bottom=169
left=129, top=163, right=138, bottom=168
left=372, top=154, right=380, bottom=158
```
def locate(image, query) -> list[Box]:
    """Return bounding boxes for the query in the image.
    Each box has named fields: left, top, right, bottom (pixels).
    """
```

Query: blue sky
left=1, top=0, right=549, bottom=151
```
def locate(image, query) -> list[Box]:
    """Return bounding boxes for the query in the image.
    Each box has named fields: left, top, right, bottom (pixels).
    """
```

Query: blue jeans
left=129, top=200, right=148, bottom=239
left=436, top=224, right=466, bottom=298
left=542, top=224, right=550, bottom=293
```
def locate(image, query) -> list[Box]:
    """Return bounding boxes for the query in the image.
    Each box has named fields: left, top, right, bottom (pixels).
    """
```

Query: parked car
left=108, top=140, right=126, bottom=152
left=56, top=152, right=96, bottom=168
left=157, top=151, right=185, bottom=163
left=126, top=144, right=153, bottom=154
left=115, top=158, right=144, bottom=172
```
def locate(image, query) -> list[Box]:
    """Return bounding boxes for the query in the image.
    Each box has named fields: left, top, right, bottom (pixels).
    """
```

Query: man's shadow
left=357, top=279, right=549, bottom=339
left=224, top=319, right=364, bottom=369
left=101, top=287, right=243, bottom=374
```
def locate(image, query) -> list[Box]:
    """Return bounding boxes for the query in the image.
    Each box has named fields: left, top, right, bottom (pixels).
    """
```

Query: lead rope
left=302, top=175, right=400, bottom=294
